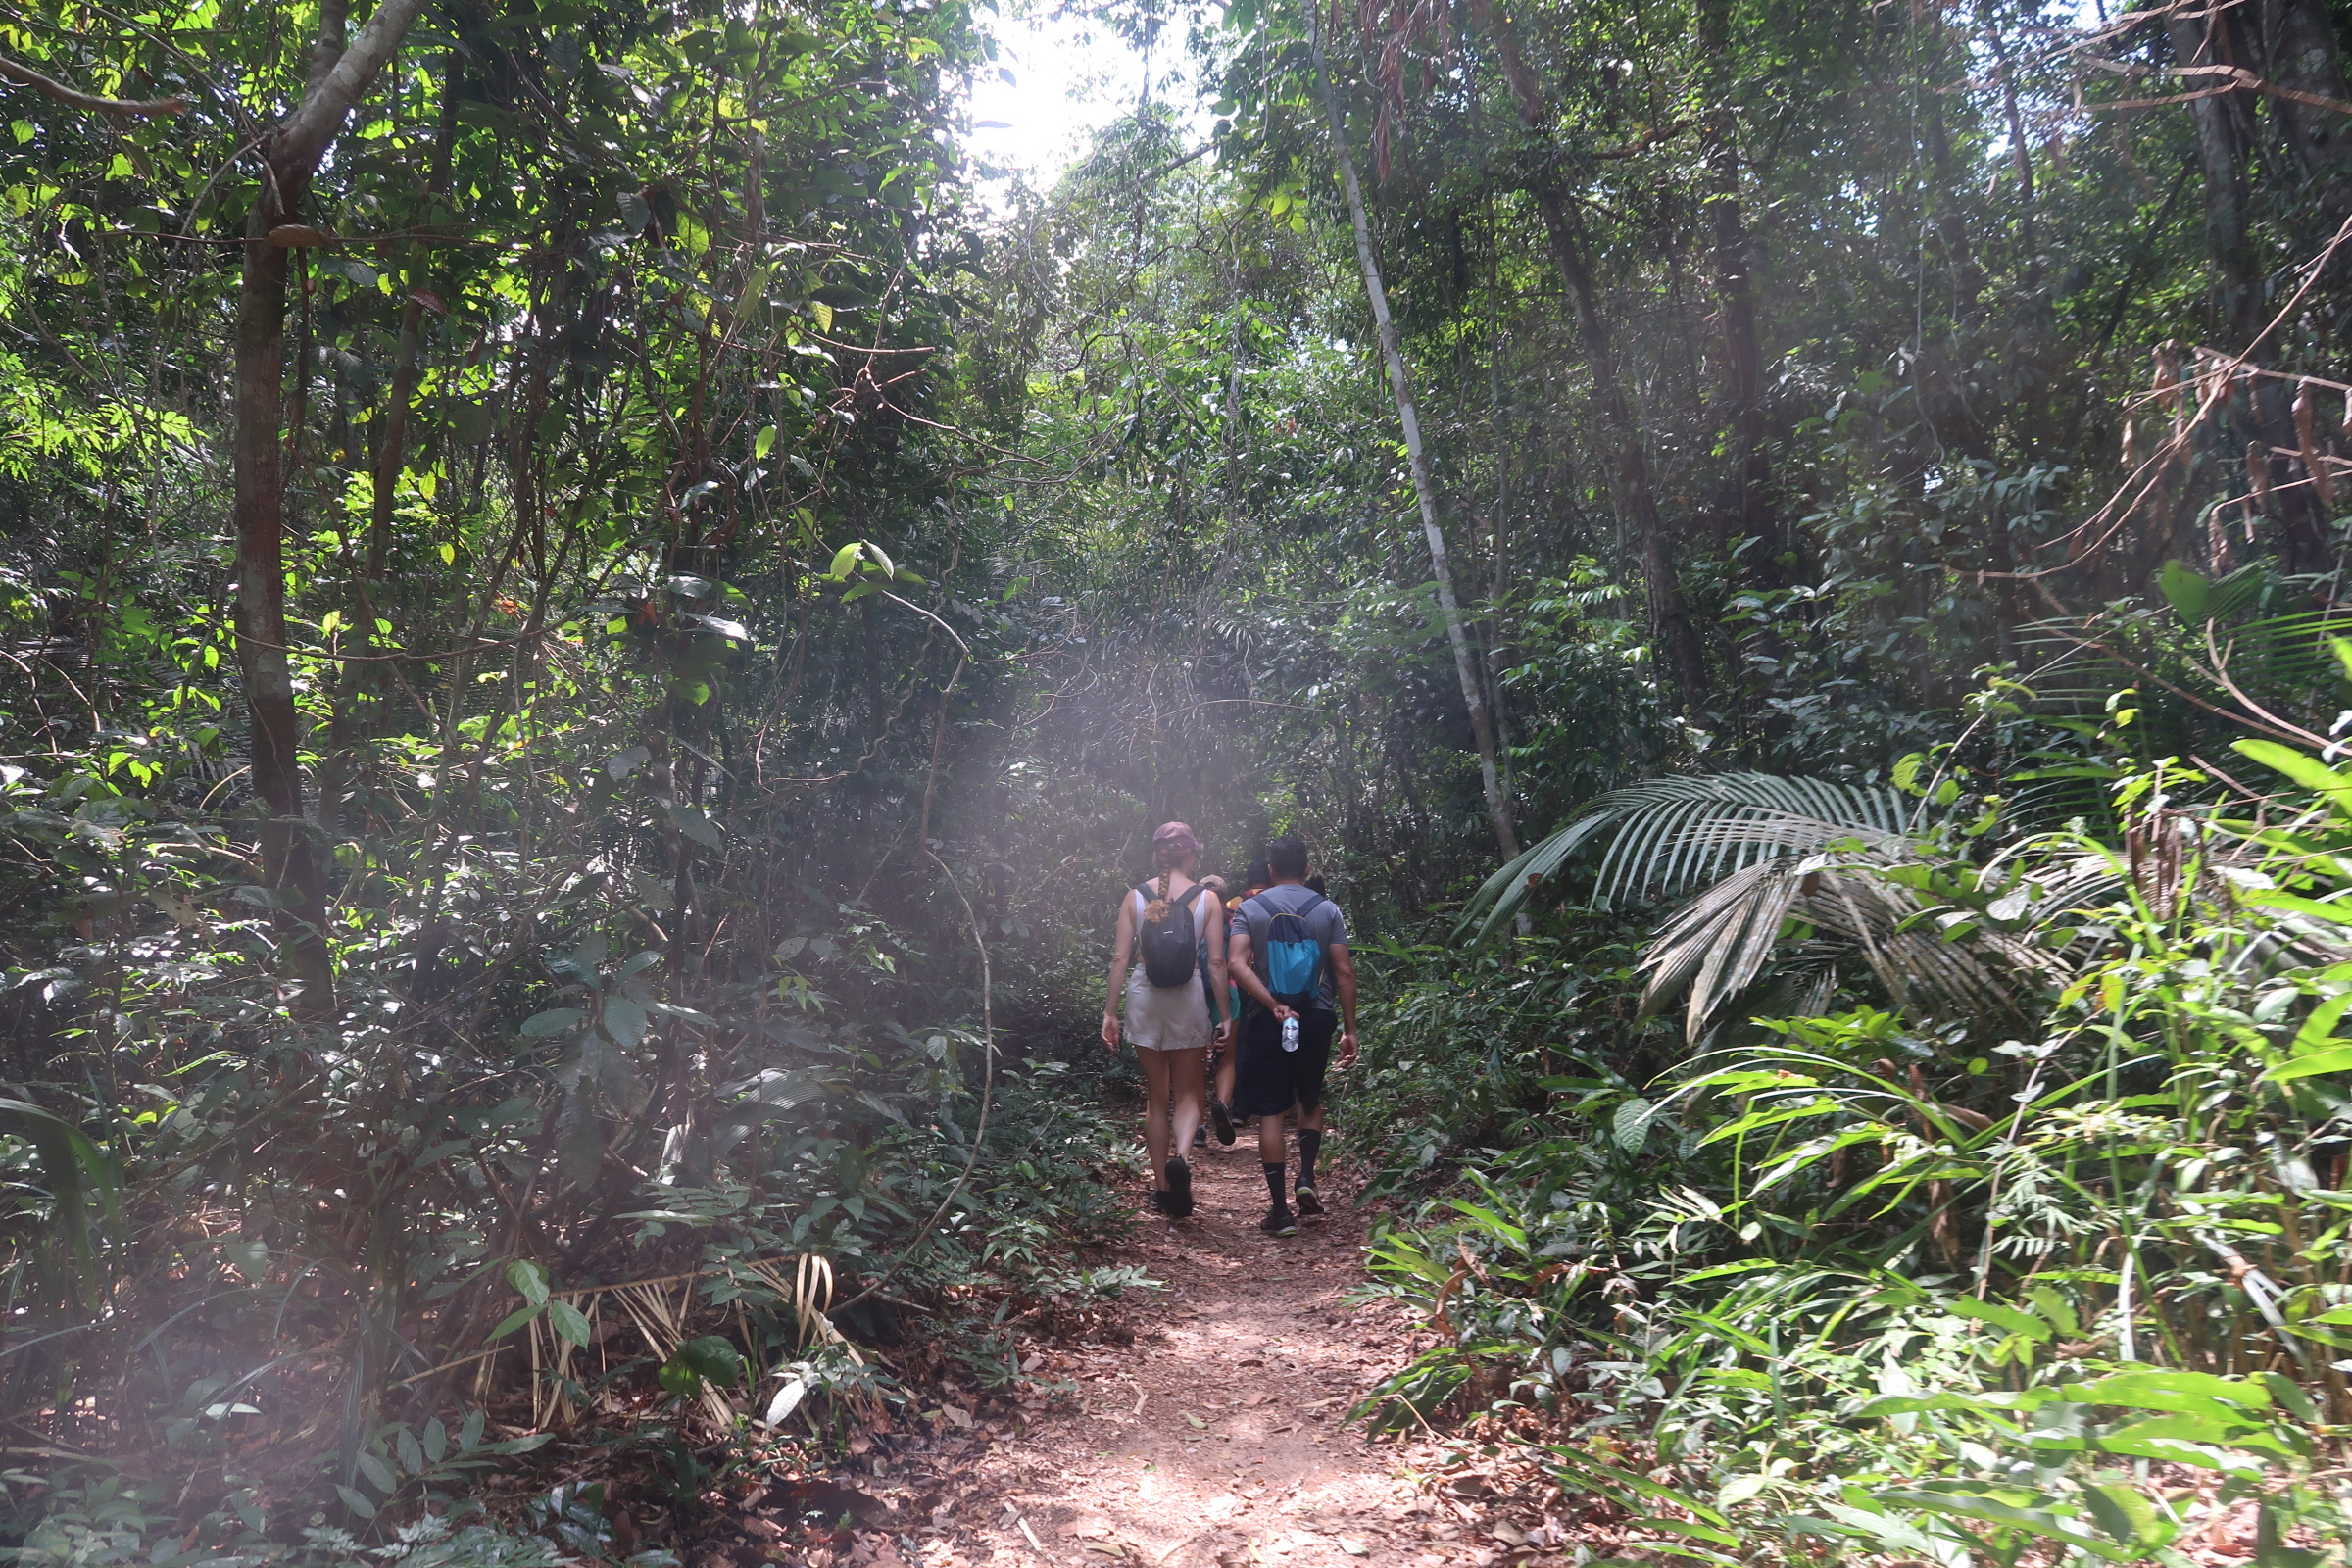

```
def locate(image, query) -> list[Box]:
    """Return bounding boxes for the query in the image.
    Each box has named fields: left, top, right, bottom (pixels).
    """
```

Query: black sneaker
left=1295, top=1186, right=1324, bottom=1218
left=1194, top=1126, right=1209, bottom=1148
left=1208, top=1100, right=1236, bottom=1146
left=1149, top=1189, right=1172, bottom=1216
left=1165, top=1155, right=1195, bottom=1218
left=1259, top=1205, right=1298, bottom=1237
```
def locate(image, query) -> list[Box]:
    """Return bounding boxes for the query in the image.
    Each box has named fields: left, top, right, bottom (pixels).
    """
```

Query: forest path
left=938, top=1137, right=1476, bottom=1568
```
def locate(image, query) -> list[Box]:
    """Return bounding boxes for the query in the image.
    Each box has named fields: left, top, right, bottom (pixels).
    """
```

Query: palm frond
left=1635, top=858, right=1815, bottom=1043
left=1456, top=773, right=1912, bottom=944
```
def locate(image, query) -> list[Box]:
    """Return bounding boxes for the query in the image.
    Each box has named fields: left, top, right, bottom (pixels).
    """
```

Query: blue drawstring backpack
left=1253, top=891, right=1327, bottom=1006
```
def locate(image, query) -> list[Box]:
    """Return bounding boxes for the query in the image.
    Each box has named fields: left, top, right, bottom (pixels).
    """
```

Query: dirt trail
left=913, top=1136, right=1475, bottom=1568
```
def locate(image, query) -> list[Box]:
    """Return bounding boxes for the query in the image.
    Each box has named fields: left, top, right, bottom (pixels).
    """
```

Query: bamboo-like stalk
left=1303, top=3, right=1516, bottom=861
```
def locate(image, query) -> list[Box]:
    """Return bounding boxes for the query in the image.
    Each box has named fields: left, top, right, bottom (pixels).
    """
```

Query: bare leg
left=1167, top=1048, right=1206, bottom=1153
left=1214, top=1048, right=1237, bottom=1110
left=1140, top=1048, right=1174, bottom=1190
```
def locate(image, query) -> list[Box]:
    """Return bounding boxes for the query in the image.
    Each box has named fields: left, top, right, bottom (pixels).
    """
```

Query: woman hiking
left=1101, top=821, right=1233, bottom=1218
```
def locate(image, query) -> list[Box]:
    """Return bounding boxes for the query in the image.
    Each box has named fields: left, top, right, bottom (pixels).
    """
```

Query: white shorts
left=1124, top=970, right=1211, bottom=1052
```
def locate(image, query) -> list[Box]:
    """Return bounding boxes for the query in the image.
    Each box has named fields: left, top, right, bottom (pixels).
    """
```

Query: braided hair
left=1143, top=837, right=1189, bottom=924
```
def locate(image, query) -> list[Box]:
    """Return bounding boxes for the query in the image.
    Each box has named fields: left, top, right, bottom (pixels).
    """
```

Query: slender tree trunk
left=230, top=0, right=428, bottom=1016
left=233, top=197, right=331, bottom=1006
left=1697, top=0, right=1770, bottom=556
left=1472, top=0, right=1710, bottom=717
left=1307, top=7, right=1516, bottom=858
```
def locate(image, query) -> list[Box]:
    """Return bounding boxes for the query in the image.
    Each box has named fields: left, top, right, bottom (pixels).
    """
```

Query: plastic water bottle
left=1281, top=1015, right=1300, bottom=1054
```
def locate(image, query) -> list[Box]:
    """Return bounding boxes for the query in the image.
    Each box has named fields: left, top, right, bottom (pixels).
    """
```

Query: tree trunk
left=2170, top=5, right=2332, bottom=571
left=1472, top=0, right=1711, bottom=717
left=1307, top=7, right=1517, bottom=859
left=2171, top=13, right=2265, bottom=344
left=2265, top=0, right=2352, bottom=224
left=1696, top=0, right=1770, bottom=556
left=233, top=199, right=333, bottom=1007
left=229, top=0, right=429, bottom=1015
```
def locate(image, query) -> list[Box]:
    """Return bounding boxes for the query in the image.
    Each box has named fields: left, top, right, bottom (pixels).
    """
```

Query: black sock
left=1263, top=1162, right=1287, bottom=1205
left=1298, top=1129, right=1323, bottom=1191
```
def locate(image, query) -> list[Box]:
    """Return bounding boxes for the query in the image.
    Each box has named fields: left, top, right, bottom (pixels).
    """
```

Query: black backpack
left=1135, top=882, right=1211, bottom=988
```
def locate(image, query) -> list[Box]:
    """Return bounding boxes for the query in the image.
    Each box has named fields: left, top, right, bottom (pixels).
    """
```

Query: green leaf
left=2159, top=560, right=2210, bottom=622
left=490, top=1302, right=544, bottom=1341
left=668, top=802, right=724, bottom=851
left=755, top=424, right=778, bottom=459
left=520, top=1007, right=583, bottom=1038
left=827, top=541, right=862, bottom=580
left=600, top=997, right=649, bottom=1048
left=1943, top=1296, right=2052, bottom=1341
left=1613, top=1097, right=1659, bottom=1152
left=2265, top=1045, right=2352, bottom=1083
left=334, top=1485, right=378, bottom=1520
left=675, top=1334, right=745, bottom=1386
left=506, top=1258, right=551, bottom=1305
left=2234, top=739, right=2352, bottom=818
left=547, top=1298, right=592, bottom=1348
left=2081, top=1482, right=2178, bottom=1551
left=1877, top=1485, right=2122, bottom=1559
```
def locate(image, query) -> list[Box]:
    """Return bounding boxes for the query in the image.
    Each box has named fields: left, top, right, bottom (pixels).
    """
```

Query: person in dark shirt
left=1227, top=838, right=1358, bottom=1236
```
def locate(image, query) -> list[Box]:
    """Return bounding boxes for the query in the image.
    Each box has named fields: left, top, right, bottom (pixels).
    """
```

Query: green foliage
left=1352, top=728, right=2352, bottom=1561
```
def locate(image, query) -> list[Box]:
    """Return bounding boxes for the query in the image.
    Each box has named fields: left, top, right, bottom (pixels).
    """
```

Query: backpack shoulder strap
left=1138, top=883, right=1210, bottom=916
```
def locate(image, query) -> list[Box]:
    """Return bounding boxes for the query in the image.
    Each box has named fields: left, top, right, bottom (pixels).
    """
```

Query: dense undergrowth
left=1348, top=642, right=2352, bottom=1564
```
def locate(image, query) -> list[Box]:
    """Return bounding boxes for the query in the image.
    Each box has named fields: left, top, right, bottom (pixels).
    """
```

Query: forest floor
left=771, top=1136, right=1543, bottom=1568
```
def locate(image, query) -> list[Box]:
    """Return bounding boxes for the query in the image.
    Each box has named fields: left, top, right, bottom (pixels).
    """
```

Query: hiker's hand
left=1214, top=1018, right=1236, bottom=1047
left=1101, top=1012, right=1119, bottom=1051
left=1337, top=1028, right=1359, bottom=1069
left=1272, top=1004, right=1298, bottom=1023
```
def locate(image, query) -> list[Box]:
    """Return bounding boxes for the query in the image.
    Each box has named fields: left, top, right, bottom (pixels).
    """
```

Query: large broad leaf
left=2234, top=739, right=2352, bottom=819
left=0, top=1097, right=118, bottom=1298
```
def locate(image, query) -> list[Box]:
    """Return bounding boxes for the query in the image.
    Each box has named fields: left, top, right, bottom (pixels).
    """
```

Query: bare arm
left=1206, top=904, right=1235, bottom=1043
left=1228, top=930, right=1289, bottom=1018
left=1101, top=893, right=1137, bottom=1050
left=1328, top=942, right=1359, bottom=1066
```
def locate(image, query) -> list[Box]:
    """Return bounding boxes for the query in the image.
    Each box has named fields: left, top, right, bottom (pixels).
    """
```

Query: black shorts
left=1235, top=1005, right=1336, bottom=1117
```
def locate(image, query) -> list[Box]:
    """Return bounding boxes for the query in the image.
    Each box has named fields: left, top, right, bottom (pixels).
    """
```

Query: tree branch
left=0, top=53, right=185, bottom=117
left=273, top=0, right=425, bottom=172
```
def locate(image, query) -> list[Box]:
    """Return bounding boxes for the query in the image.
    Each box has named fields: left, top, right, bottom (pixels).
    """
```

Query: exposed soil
left=803, top=1133, right=1516, bottom=1568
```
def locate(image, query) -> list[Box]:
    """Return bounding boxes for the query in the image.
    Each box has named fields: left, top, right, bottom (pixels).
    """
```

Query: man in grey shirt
left=1229, top=836, right=1359, bottom=1236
